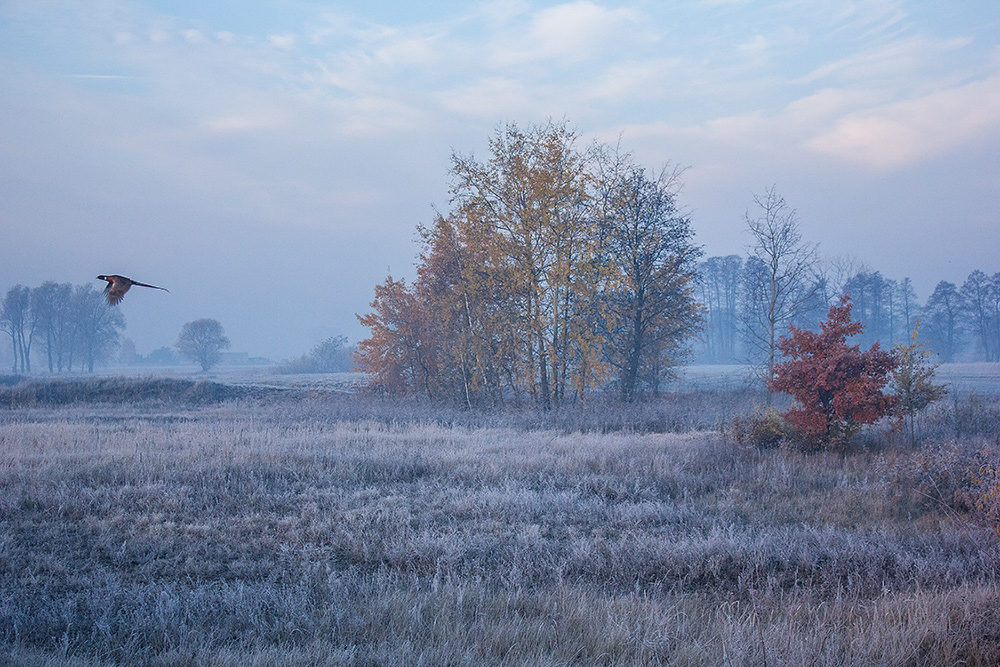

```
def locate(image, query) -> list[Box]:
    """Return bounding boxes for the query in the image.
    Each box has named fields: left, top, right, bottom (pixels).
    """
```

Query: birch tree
left=742, top=186, right=818, bottom=391
left=449, top=119, right=596, bottom=408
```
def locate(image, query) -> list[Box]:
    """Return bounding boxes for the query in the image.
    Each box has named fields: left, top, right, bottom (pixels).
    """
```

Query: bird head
left=97, top=275, right=107, bottom=281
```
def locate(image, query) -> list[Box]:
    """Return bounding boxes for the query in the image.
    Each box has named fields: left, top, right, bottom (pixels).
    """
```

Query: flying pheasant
left=96, top=274, right=169, bottom=306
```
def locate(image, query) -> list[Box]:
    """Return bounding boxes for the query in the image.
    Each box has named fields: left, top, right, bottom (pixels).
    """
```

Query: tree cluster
left=1, top=282, right=125, bottom=373
left=356, top=120, right=703, bottom=406
left=698, top=260, right=1000, bottom=366
left=278, top=335, right=354, bottom=374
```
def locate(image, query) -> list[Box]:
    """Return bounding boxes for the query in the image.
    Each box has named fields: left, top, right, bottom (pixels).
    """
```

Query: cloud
left=203, top=113, right=282, bottom=133
left=182, top=29, right=207, bottom=44
left=797, top=35, right=973, bottom=88
left=617, top=65, right=1000, bottom=174
left=806, top=73, right=1000, bottom=168
left=488, top=1, right=643, bottom=67
left=268, top=33, right=297, bottom=49
left=828, top=0, right=907, bottom=37
left=433, top=77, right=535, bottom=118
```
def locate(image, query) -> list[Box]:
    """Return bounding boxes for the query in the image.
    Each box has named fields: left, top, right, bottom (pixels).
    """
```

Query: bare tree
left=31, top=282, right=74, bottom=372
left=741, top=186, right=818, bottom=391
left=1, top=286, right=33, bottom=373
left=176, top=319, right=230, bottom=371
left=72, top=284, right=126, bottom=372
left=698, top=255, right=742, bottom=363
left=960, top=269, right=998, bottom=361
left=814, top=255, right=863, bottom=307
left=923, top=281, right=961, bottom=362
left=897, top=277, right=921, bottom=339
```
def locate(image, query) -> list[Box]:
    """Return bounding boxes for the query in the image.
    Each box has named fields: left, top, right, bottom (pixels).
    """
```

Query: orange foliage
left=355, top=277, right=438, bottom=396
left=770, top=296, right=899, bottom=446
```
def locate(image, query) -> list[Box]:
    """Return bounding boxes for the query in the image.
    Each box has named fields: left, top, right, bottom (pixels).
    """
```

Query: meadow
left=1, top=371, right=1000, bottom=666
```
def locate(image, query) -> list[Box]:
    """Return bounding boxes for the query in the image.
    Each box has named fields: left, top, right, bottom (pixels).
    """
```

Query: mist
left=2, top=0, right=998, bottom=363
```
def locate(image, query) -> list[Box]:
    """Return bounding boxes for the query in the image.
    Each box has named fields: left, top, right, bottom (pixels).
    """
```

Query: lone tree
left=176, top=318, right=230, bottom=371
left=770, top=296, right=898, bottom=448
left=742, top=186, right=818, bottom=392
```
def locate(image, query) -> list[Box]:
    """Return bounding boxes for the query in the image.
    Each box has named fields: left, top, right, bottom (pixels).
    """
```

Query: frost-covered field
left=677, top=362, right=1000, bottom=394
left=80, top=361, right=1000, bottom=397
left=2, top=385, right=1000, bottom=666
left=935, top=362, right=1000, bottom=394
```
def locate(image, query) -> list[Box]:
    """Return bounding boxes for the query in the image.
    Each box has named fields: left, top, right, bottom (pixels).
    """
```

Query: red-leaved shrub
left=770, top=296, right=898, bottom=447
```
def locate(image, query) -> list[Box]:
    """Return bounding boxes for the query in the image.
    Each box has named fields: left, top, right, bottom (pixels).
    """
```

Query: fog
left=2, top=0, right=998, bottom=362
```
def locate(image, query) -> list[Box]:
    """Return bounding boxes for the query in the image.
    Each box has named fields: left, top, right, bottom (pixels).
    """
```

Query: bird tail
left=132, top=281, right=169, bottom=292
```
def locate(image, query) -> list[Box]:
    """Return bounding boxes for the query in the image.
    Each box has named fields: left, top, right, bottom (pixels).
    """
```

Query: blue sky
left=2, top=0, right=999, bottom=360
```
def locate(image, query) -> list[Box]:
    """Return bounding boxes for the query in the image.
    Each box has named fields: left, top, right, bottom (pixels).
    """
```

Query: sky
left=2, top=0, right=999, bottom=361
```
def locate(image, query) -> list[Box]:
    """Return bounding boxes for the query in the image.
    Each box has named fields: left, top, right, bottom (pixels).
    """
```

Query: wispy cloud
left=806, top=72, right=1000, bottom=168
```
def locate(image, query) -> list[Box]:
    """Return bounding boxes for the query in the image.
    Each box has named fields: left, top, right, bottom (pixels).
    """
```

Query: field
left=2, top=373, right=1000, bottom=666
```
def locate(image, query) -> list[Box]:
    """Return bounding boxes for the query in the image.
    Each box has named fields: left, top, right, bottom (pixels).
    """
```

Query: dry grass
left=0, top=391, right=999, bottom=665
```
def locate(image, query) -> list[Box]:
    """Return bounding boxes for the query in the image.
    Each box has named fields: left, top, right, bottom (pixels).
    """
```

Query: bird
left=96, top=275, right=169, bottom=306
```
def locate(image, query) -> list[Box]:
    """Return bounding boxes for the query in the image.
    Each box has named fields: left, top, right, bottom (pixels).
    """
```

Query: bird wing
left=104, top=278, right=131, bottom=306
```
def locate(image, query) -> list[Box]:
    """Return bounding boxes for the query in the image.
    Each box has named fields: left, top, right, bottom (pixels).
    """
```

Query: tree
left=356, top=277, right=438, bottom=395
left=0, top=285, right=33, bottom=373
left=896, top=277, right=920, bottom=341
left=119, top=338, right=139, bottom=365
left=960, top=270, right=998, bottom=362
left=892, top=322, right=948, bottom=446
left=176, top=319, right=230, bottom=371
left=770, top=296, right=898, bottom=447
left=741, top=187, right=818, bottom=391
left=309, top=335, right=353, bottom=372
left=31, top=281, right=74, bottom=372
left=923, top=281, right=962, bottom=362
left=72, top=284, right=125, bottom=372
left=281, top=335, right=354, bottom=374
left=449, top=119, right=596, bottom=408
left=356, top=120, right=705, bottom=406
left=698, top=255, right=742, bottom=363
left=415, top=212, right=522, bottom=406
left=593, top=155, right=702, bottom=400
left=842, top=270, right=904, bottom=348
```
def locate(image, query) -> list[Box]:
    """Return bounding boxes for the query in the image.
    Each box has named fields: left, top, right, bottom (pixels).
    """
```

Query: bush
left=973, top=452, right=1000, bottom=538
left=770, top=296, right=898, bottom=449
left=888, top=443, right=979, bottom=517
left=729, top=405, right=786, bottom=448
left=277, top=335, right=354, bottom=374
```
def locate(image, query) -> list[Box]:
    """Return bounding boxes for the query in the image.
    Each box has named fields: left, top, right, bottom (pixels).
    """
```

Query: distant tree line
left=1, top=282, right=125, bottom=373
left=1, top=282, right=242, bottom=375
left=696, top=259, right=1000, bottom=365
left=356, top=120, right=703, bottom=406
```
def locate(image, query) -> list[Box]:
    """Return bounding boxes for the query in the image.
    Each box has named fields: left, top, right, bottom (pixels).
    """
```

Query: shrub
left=887, top=441, right=988, bottom=520
left=277, top=335, right=354, bottom=374
left=0, top=377, right=273, bottom=407
left=972, top=452, right=1000, bottom=538
left=770, top=296, right=898, bottom=449
left=892, top=323, right=948, bottom=446
left=729, top=405, right=786, bottom=448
